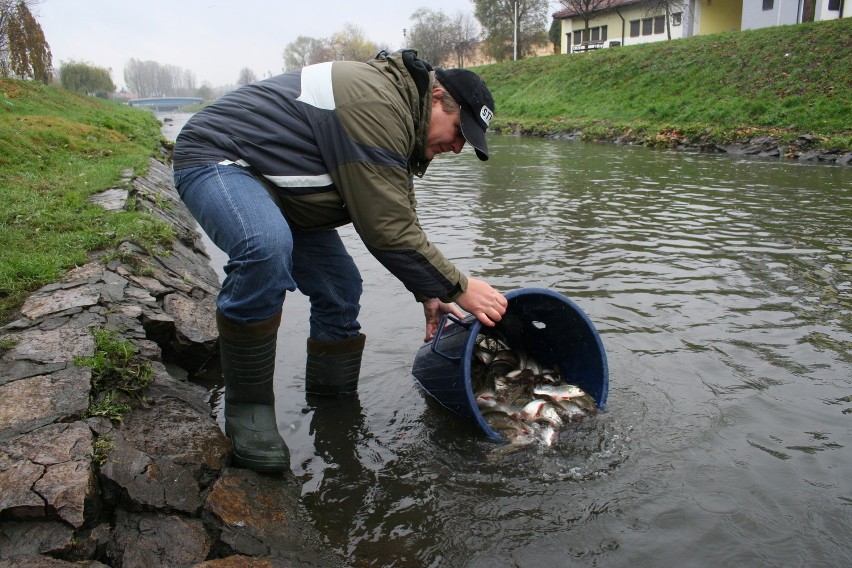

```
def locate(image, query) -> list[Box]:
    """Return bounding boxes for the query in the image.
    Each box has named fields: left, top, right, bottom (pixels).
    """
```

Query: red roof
left=553, top=0, right=643, bottom=19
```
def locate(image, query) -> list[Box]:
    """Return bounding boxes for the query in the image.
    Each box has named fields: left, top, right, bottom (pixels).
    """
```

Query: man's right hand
left=455, top=277, right=507, bottom=328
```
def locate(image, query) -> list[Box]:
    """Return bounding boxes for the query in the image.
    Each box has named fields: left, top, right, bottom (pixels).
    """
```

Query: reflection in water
left=162, top=113, right=851, bottom=567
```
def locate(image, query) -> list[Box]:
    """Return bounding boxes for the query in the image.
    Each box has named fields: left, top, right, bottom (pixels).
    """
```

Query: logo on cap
left=480, top=105, right=494, bottom=126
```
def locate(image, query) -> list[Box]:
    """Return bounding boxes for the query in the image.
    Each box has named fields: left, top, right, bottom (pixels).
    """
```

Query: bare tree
left=473, top=0, right=549, bottom=62
left=283, top=35, right=332, bottom=70
left=237, top=67, right=257, bottom=87
left=331, top=23, right=378, bottom=62
left=408, top=8, right=453, bottom=67
left=557, top=0, right=616, bottom=33
left=448, top=12, right=480, bottom=67
left=124, top=58, right=196, bottom=98
left=643, top=0, right=690, bottom=40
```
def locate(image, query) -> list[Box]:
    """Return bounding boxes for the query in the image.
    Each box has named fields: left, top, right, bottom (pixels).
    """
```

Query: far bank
left=475, top=17, right=851, bottom=157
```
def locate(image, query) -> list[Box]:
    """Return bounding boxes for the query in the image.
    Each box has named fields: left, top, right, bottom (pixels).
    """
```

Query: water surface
left=163, top=114, right=851, bottom=567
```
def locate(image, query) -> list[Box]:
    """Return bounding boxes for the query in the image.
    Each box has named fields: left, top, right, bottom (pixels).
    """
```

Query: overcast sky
left=37, top=1, right=561, bottom=91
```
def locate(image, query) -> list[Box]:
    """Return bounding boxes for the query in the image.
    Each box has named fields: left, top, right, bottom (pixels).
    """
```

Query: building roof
left=553, top=0, right=643, bottom=19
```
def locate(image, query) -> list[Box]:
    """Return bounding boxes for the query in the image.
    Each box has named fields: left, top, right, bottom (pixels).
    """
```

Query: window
left=672, top=12, right=682, bottom=26
left=828, top=0, right=840, bottom=9
left=630, top=20, right=640, bottom=37
left=590, top=26, right=608, bottom=41
left=642, top=17, right=653, bottom=36
left=654, top=16, right=665, bottom=34
left=574, top=25, right=608, bottom=44
left=762, top=0, right=774, bottom=10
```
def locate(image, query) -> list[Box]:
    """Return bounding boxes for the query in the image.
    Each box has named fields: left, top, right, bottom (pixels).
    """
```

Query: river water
left=160, top=113, right=851, bottom=567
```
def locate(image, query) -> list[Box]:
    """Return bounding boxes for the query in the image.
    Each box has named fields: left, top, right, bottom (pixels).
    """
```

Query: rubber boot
left=305, top=334, right=366, bottom=399
left=217, top=309, right=290, bottom=473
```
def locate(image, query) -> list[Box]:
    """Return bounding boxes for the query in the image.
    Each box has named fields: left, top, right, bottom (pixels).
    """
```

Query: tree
left=282, top=24, right=377, bottom=72
left=283, top=35, right=333, bottom=71
left=556, top=0, right=615, bottom=31
left=408, top=8, right=453, bottom=67
left=472, top=0, right=549, bottom=62
left=408, top=9, right=480, bottom=68
left=58, top=60, right=115, bottom=96
left=330, top=23, right=377, bottom=62
left=2, top=0, right=51, bottom=82
left=643, top=0, right=690, bottom=40
left=448, top=12, right=481, bottom=67
left=124, top=58, right=196, bottom=98
left=195, top=84, right=213, bottom=102
left=237, top=67, right=257, bottom=87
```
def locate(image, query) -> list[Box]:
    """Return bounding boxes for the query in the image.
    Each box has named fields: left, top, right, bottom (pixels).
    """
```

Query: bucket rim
left=460, top=287, right=609, bottom=442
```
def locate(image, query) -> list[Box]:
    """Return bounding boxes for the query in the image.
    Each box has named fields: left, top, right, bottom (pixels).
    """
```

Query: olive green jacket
left=173, top=51, right=468, bottom=302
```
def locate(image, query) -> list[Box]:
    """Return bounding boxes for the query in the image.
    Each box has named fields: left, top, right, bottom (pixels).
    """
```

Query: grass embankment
left=0, top=79, right=173, bottom=324
left=477, top=17, right=851, bottom=150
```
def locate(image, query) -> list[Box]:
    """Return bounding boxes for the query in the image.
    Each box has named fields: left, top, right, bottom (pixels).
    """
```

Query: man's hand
left=455, top=277, right=507, bottom=328
left=422, top=298, right=467, bottom=342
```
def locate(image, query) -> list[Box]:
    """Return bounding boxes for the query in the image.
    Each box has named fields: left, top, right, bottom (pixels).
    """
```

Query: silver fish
left=532, top=384, right=588, bottom=401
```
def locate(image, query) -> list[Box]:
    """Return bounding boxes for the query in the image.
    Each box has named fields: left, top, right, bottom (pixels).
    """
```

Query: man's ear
left=432, top=86, right=444, bottom=99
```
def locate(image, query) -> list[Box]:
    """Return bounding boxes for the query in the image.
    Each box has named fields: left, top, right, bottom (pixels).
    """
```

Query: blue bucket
left=411, top=288, right=608, bottom=442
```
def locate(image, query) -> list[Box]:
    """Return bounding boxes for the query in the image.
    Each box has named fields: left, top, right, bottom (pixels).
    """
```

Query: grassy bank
left=0, top=79, right=172, bottom=323
left=476, top=18, right=851, bottom=150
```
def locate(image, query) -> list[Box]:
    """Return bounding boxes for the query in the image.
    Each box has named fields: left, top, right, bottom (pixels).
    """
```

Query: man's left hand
left=422, top=298, right=466, bottom=342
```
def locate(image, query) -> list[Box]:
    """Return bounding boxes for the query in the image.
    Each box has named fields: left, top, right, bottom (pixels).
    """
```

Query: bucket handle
left=430, top=314, right=472, bottom=363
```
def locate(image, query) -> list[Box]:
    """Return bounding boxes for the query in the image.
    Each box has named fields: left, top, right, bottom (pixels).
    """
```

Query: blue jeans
left=173, top=163, right=362, bottom=341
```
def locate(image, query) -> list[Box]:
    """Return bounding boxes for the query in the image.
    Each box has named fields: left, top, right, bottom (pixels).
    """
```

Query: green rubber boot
left=305, top=334, right=366, bottom=399
left=217, top=309, right=290, bottom=473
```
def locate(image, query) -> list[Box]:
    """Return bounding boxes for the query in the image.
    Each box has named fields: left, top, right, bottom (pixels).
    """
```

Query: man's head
left=426, top=68, right=495, bottom=161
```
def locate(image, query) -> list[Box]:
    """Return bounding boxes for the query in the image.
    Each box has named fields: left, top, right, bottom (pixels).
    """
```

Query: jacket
left=172, top=50, right=467, bottom=303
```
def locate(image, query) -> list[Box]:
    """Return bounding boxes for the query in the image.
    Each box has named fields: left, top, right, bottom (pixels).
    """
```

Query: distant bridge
left=127, top=97, right=203, bottom=111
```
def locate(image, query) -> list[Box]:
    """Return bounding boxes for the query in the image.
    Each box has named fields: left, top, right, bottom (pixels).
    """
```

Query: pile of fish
left=471, top=333, right=597, bottom=448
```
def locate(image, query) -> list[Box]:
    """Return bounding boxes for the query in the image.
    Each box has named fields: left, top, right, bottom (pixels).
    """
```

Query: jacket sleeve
left=325, top=89, right=468, bottom=302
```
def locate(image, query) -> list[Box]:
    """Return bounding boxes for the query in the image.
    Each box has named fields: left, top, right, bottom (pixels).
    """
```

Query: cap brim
left=460, top=110, right=489, bottom=161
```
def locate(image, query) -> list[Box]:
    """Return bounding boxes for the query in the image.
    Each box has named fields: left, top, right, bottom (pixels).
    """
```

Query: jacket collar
left=368, top=50, right=434, bottom=177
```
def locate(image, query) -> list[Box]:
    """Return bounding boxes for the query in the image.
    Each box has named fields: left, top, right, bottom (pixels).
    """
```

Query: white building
left=554, top=0, right=850, bottom=54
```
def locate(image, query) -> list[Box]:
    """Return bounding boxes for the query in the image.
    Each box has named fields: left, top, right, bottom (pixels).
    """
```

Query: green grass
left=476, top=18, right=851, bottom=150
left=76, top=327, right=153, bottom=424
left=0, top=79, right=173, bottom=323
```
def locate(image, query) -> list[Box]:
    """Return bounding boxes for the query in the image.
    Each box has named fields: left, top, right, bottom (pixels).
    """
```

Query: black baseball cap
left=435, top=68, right=495, bottom=161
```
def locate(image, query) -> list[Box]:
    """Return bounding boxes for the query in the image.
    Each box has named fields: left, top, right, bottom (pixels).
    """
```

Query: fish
left=532, top=384, right=588, bottom=401
left=471, top=333, right=598, bottom=451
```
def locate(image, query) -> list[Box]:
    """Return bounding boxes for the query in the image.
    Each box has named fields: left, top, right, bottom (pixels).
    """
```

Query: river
left=160, top=112, right=851, bottom=567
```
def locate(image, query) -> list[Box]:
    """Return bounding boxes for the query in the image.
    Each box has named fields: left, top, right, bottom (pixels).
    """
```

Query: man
left=172, top=50, right=508, bottom=472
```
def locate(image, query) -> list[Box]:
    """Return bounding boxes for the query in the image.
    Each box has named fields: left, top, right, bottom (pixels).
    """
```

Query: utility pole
left=513, top=0, right=519, bottom=61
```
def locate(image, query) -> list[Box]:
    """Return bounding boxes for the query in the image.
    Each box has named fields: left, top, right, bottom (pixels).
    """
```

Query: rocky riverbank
left=541, top=129, right=852, bottom=166
left=0, top=156, right=347, bottom=567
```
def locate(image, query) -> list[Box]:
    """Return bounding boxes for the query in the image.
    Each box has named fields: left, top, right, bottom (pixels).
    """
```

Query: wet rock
left=87, top=187, right=129, bottom=212
left=192, top=556, right=279, bottom=567
left=799, top=150, right=821, bottom=161
left=99, top=430, right=203, bottom=514
left=20, top=285, right=101, bottom=320
left=204, top=469, right=345, bottom=566
left=0, top=367, right=90, bottom=441
left=0, top=521, right=77, bottom=563
left=2, top=320, right=95, bottom=365
left=0, top=423, right=95, bottom=527
left=106, top=510, right=211, bottom=567
left=118, top=366, right=230, bottom=487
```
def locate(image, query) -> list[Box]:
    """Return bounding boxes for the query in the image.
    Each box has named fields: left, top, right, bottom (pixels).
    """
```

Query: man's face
left=424, top=90, right=465, bottom=160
